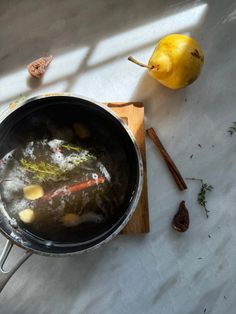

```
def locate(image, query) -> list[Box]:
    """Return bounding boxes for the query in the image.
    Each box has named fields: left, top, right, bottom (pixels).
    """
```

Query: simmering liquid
left=0, top=119, right=130, bottom=243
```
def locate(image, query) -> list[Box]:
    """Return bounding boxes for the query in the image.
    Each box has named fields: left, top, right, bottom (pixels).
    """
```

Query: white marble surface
left=0, top=0, right=236, bottom=313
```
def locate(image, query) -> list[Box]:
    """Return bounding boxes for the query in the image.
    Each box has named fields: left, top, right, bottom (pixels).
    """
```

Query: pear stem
left=128, top=56, right=154, bottom=69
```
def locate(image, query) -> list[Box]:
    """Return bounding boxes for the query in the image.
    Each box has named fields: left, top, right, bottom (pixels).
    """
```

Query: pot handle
left=0, top=239, right=32, bottom=293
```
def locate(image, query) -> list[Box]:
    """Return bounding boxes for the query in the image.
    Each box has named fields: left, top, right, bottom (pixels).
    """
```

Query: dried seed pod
left=172, top=201, right=189, bottom=232
left=27, top=55, right=53, bottom=78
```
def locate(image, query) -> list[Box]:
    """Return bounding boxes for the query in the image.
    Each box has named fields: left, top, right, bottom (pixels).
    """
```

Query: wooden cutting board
left=106, top=102, right=149, bottom=234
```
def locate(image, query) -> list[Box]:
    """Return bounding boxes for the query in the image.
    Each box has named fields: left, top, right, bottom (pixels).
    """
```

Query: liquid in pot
left=0, top=120, right=131, bottom=243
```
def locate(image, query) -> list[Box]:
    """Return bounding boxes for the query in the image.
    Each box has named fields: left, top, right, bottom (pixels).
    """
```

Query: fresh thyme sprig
left=186, top=177, right=213, bottom=218
left=20, top=153, right=96, bottom=182
left=61, top=144, right=82, bottom=153
left=20, top=159, right=64, bottom=181
left=228, top=122, right=236, bottom=136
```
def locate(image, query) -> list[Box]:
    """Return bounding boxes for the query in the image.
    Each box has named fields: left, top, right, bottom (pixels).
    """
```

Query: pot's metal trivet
left=106, top=102, right=149, bottom=234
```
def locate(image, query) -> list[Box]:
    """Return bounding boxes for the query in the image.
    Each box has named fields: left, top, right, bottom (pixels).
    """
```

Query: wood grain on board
left=106, top=102, right=149, bottom=234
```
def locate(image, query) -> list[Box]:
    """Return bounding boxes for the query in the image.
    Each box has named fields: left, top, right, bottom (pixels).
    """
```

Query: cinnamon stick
left=40, top=176, right=106, bottom=201
left=146, top=127, right=187, bottom=191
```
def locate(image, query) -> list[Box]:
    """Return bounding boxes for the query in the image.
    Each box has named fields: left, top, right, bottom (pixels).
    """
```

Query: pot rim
left=0, top=93, right=144, bottom=256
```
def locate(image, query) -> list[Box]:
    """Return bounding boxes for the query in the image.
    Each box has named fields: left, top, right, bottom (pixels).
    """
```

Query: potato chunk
left=19, top=209, right=35, bottom=224
left=62, top=213, right=80, bottom=227
left=23, top=185, right=44, bottom=200
left=73, top=123, right=90, bottom=139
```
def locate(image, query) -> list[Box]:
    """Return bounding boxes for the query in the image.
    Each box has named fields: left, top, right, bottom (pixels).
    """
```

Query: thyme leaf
left=60, top=144, right=82, bottom=153
left=20, top=159, right=64, bottom=181
left=186, top=177, right=213, bottom=218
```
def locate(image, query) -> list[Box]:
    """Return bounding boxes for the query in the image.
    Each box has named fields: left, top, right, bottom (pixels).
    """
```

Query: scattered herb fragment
left=190, top=154, right=193, bottom=159
left=208, top=234, right=212, bottom=238
left=204, top=308, right=206, bottom=313
left=9, top=95, right=26, bottom=110
left=172, top=201, right=189, bottom=232
left=198, top=144, right=202, bottom=148
left=186, top=178, right=213, bottom=218
left=224, top=296, right=227, bottom=300
left=198, top=257, right=203, bottom=260
left=228, top=122, right=236, bottom=136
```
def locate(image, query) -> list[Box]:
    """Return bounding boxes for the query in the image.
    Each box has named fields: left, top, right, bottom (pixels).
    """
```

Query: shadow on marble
left=0, top=0, right=211, bottom=105
left=27, top=76, right=43, bottom=89
left=130, top=71, right=187, bottom=117
left=0, top=234, right=149, bottom=306
left=189, top=282, right=227, bottom=314
left=0, top=0, right=197, bottom=75
left=152, top=273, right=179, bottom=304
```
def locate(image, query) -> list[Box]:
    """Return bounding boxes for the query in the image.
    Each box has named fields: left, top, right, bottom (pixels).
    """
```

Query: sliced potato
left=23, top=184, right=44, bottom=200
left=19, top=208, right=35, bottom=224
left=73, top=123, right=90, bottom=139
left=62, top=213, right=80, bottom=227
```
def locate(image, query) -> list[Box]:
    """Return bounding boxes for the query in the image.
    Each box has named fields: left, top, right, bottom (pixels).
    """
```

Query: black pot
left=0, top=94, right=143, bottom=292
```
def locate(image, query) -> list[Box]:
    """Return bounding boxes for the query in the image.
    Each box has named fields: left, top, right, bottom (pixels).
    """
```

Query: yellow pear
left=128, top=34, right=204, bottom=89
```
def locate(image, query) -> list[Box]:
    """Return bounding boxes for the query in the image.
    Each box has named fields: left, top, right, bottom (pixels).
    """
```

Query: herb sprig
left=186, top=177, right=213, bottom=218
left=61, top=144, right=82, bottom=153
left=20, top=159, right=64, bottom=181
left=20, top=154, right=96, bottom=182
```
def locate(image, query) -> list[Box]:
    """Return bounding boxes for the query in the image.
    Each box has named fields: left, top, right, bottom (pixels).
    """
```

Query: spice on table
left=228, top=122, right=236, bottom=136
left=146, top=127, right=187, bottom=191
left=172, top=201, right=189, bottom=232
left=27, top=55, right=53, bottom=78
left=186, top=177, right=213, bottom=218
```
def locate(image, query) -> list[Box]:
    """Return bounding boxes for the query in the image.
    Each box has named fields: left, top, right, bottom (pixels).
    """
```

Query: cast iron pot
left=0, top=94, right=143, bottom=292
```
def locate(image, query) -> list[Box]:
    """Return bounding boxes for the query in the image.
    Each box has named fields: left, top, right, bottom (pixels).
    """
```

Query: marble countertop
left=0, top=0, right=236, bottom=313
